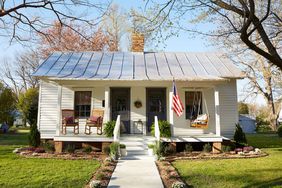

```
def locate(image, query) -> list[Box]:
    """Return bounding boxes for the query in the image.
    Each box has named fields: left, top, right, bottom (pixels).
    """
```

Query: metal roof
left=33, top=52, right=244, bottom=81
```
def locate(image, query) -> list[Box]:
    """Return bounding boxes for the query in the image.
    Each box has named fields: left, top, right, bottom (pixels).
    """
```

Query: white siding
left=218, top=79, right=238, bottom=138
left=38, top=81, right=58, bottom=138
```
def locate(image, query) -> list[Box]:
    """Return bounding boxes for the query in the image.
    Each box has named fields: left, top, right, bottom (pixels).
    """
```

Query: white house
left=33, top=36, right=244, bottom=153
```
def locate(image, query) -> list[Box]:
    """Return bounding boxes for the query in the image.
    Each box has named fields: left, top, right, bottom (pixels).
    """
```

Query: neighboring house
left=278, top=108, right=282, bottom=124
left=239, top=114, right=256, bottom=133
left=33, top=35, right=244, bottom=153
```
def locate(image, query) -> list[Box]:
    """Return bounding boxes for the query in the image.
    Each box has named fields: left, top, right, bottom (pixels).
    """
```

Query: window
left=185, top=91, right=202, bottom=120
left=74, top=91, right=91, bottom=118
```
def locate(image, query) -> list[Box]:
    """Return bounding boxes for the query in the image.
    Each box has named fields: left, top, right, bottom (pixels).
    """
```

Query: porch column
left=214, top=87, right=221, bottom=136
left=56, top=85, right=62, bottom=136
left=169, top=90, right=174, bottom=135
left=104, top=87, right=110, bottom=123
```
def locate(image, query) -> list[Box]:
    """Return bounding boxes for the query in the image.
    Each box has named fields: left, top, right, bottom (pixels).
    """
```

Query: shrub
left=103, top=146, right=111, bottom=155
left=153, top=141, right=168, bottom=159
left=164, top=144, right=175, bottom=155
left=148, top=144, right=155, bottom=149
left=172, top=181, right=187, bottom=188
left=65, top=144, right=75, bottom=153
left=222, top=145, right=232, bottom=152
left=28, top=123, right=41, bottom=147
left=278, top=126, right=282, bottom=137
left=151, top=120, right=171, bottom=138
left=120, top=144, right=126, bottom=149
left=184, top=143, right=193, bottom=153
left=109, top=142, right=120, bottom=159
left=42, top=142, right=55, bottom=152
left=8, top=126, right=18, bottom=134
left=234, top=123, right=247, bottom=144
left=83, top=146, right=93, bottom=153
left=103, top=121, right=116, bottom=137
left=202, top=143, right=212, bottom=153
left=95, top=173, right=105, bottom=180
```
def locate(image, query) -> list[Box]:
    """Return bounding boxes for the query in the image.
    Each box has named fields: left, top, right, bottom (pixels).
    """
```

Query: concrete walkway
left=107, top=155, right=164, bottom=188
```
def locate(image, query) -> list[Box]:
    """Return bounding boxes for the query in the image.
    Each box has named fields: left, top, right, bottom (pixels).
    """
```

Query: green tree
left=0, top=82, right=16, bottom=126
left=238, top=102, right=249, bottom=114
left=17, top=88, right=39, bottom=126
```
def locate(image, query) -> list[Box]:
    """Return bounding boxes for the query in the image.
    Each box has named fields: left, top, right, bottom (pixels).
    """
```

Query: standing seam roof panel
left=145, top=53, right=162, bottom=80
left=164, top=53, right=184, bottom=79
left=33, top=52, right=62, bottom=76
left=81, top=52, right=103, bottom=78
left=195, top=53, right=221, bottom=76
left=107, top=52, right=124, bottom=79
left=155, top=53, right=173, bottom=80
left=217, top=54, right=242, bottom=77
left=94, top=53, right=113, bottom=78
left=134, top=53, right=148, bottom=80
left=66, top=52, right=93, bottom=78
left=46, top=53, right=73, bottom=76
left=207, top=53, right=233, bottom=77
left=119, top=53, right=134, bottom=79
left=175, top=53, right=197, bottom=77
left=185, top=53, right=208, bottom=77
left=58, top=52, right=83, bottom=77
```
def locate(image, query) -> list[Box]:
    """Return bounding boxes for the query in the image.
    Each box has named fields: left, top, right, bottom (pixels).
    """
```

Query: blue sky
left=0, top=0, right=262, bottom=104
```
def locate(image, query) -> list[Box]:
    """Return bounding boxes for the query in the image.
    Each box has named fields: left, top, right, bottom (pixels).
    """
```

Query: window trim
left=73, top=90, right=93, bottom=119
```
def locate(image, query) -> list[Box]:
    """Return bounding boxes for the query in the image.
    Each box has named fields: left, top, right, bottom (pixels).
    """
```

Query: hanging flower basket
left=134, top=100, right=142, bottom=108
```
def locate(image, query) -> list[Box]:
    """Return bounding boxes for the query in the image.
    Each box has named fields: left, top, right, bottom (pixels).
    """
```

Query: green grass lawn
left=173, top=134, right=282, bottom=188
left=0, top=130, right=100, bottom=188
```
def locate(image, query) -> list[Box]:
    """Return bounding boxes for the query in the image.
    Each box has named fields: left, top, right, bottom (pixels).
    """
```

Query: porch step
left=120, top=135, right=155, bottom=156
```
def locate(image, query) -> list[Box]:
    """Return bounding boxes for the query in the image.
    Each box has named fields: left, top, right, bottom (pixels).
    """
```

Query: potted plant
left=110, top=142, right=120, bottom=160
left=120, top=144, right=127, bottom=156
left=148, top=144, right=154, bottom=156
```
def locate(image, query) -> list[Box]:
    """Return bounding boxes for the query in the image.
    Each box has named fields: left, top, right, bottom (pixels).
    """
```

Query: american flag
left=172, top=80, right=184, bottom=117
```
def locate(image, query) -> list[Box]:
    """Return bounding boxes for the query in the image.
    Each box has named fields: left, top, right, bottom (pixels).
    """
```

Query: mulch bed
left=15, top=148, right=117, bottom=188
left=156, top=160, right=189, bottom=188
left=164, top=151, right=268, bottom=162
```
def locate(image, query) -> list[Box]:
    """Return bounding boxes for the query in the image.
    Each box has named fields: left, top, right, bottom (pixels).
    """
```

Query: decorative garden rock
left=172, top=181, right=187, bottom=188
left=89, top=180, right=101, bottom=188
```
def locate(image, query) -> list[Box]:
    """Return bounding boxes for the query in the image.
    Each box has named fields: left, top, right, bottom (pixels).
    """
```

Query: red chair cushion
left=89, top=116, right=101, bottom=123
left=65, top=117, right=75, bottom=124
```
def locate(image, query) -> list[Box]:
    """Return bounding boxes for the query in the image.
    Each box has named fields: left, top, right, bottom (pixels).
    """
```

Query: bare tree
left=0, top=50, right=41, bottom=95
left=0, top=0, right=109, bottom=43
left=145, top=0, right=282, bottom=69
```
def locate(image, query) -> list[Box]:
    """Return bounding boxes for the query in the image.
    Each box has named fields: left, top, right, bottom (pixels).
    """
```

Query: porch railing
left=154, top=116, right=160, bottom=141
left=113, top=115, right=121, bottom=142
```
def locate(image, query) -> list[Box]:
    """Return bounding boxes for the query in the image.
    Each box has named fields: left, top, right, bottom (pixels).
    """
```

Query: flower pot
left=148, top=148, right=154, bottom=156
left=120, top=148, right=127, bottom=156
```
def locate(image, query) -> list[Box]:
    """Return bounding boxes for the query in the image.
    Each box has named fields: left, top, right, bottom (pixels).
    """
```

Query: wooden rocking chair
left=85, top=109, right=104, bottom=135
left=61, top=109, right=79, bottom=135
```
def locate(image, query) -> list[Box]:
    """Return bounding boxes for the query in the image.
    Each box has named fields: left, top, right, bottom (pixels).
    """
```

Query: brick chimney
left=131, top=32, right=144, bottom=52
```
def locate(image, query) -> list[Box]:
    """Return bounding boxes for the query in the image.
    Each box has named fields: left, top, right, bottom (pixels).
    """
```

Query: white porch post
left=104, top=87, right=110, bottom=123
left=214, top=87, right=221, bottom=136
left=56, top=85, right=62, bottom=136
left=169, top=90, right=174, bottom=136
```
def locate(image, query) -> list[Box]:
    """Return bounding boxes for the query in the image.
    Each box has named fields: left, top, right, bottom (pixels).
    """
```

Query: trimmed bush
left=83, top=146, right=93, bottom=153
left=28, top=123, right=41, bottom=147
left=154, top=141, right=169, bottom=159
left=109, top=142, right=120, bottom=160
left=234, top=123, right=247, bottom=144
left=151, top=120, right=171, bottom=138
left=42, top=142, right=55, bottom=152
left=184, top=143, right=193, bottom=153
left=202, top=143, right=212, bottom=153
left=103, top=121, right=116, bottom=137
left=278, top=126, right=282, bottom=137
left=222, top=145, right=232, bottom=152
left=65, top=144, right=75, bottom=153
left=103, top=146, right=110, bottom=155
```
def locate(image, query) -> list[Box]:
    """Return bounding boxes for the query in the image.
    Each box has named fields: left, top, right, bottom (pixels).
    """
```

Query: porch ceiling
left=33, top=52, right=244, bottom=81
